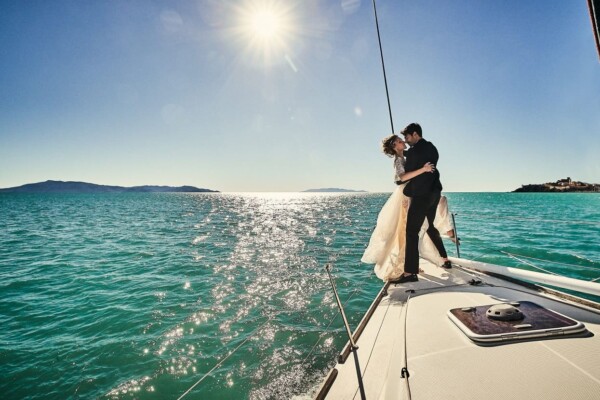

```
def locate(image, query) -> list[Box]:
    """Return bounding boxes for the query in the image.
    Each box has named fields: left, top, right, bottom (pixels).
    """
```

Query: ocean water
left=1, top=192, right=599, bottom=400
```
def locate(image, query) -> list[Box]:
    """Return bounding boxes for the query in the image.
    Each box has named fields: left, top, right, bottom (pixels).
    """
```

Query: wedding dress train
left=361, top=186, right=453, bottom=282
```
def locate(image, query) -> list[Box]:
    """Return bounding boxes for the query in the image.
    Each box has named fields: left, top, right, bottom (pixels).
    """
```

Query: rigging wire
left=501, top=251, right=560, bottom=276
left=176, top=265, right=376, bottom=399
left=449, top=211, right=599, bottom=280
left=452, top=245, right=600, bottom=283
left=456, top=212, right=600, bottom=227
left=371, top=0, right=395, bottom=133
left=300, top=268, right=374, bottom=365
left=464, top=245, right=599, bottom=271
left=451, top=211, right=598, bottom=275
left=176, top=315, right=275, bottom=400
left=498, top=251, right=600, bottom=270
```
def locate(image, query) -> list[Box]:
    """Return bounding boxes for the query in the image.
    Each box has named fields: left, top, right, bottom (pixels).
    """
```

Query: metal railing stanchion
left=325, top=264, right=367, bottom=400
left=451, top=212, right=461, bottom=258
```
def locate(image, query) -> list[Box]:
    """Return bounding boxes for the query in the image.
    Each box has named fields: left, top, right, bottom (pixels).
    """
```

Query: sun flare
left=249, top=9, right=282, bottom=40
left=234, top=0, right=297, bottom=68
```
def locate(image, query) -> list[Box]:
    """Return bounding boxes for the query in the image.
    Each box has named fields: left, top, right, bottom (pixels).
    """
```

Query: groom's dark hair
left=401, top=123, right=422, bottom=137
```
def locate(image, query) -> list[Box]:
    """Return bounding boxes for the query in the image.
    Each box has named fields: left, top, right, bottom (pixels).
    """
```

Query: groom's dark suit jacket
left=403, top=138, right=443, bottom=197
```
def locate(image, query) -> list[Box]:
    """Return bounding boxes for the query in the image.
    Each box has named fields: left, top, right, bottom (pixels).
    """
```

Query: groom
left=395, top=123, right=450, bottom=283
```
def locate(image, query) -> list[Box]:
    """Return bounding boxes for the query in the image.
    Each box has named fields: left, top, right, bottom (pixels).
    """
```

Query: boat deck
left=321, top=259, right=600, bottom=399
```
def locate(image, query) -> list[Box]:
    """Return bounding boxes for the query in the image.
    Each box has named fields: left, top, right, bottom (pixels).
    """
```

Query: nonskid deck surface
left=323, top=260, right=600, bottom=400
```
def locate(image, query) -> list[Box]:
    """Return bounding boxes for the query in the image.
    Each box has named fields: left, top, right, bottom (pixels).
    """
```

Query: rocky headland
left=513, top=177, right=599, bottom=193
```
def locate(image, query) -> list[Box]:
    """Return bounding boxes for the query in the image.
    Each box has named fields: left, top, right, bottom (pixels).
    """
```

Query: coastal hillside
left=0, top=180, right=218, bottom=193
left=513, top=177, right=599, bottom=192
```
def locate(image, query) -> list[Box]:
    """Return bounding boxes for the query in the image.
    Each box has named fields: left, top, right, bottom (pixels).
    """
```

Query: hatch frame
left=448, top=301, right=587, bottom=343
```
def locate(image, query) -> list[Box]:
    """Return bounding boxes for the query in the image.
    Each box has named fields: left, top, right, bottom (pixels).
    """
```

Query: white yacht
left=315, top=1, right=600, bottom=398
left=316, top=257, right=600, bottom=399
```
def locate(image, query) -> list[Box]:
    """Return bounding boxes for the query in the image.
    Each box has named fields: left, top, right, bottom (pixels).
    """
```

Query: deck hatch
left=448, top=301, right=587, bottom=343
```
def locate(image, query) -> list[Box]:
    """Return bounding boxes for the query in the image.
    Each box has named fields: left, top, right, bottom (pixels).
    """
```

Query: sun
left=233, top=1, right=297, bottom=68
left=241, top=2, right=290, bottom=46
left=249, top=9, right=282, bottom=41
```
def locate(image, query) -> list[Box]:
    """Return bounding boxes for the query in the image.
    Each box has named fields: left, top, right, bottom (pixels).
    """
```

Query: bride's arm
left=399, top=162, right=435, bottom=182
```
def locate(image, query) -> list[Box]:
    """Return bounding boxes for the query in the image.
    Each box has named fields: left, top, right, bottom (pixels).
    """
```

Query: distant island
left=513, top=177, right=599, bottom=193
left=0, top=180, right=219, bottom=193
left=303, top=188, right=367, bottom=193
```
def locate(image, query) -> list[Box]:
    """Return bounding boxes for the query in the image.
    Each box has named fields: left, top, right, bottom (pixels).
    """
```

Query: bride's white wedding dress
left=361, top=156, right=453, bottom=282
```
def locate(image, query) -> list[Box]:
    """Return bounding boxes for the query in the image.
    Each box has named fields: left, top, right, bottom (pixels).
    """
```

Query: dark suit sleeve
left=404, top=149, right=418, bottom=173
left=427, top=142, right=439, bottom=165
left=403, top=140, right=442, bottom=196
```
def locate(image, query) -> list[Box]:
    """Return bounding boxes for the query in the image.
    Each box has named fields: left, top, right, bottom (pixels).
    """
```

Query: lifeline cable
left=176, top=265, right=376, bottom=399
left=300, top=267, right=375, bottom=365
left=456, top=212, right=600, bottom=227
left=176, top=315, right=275, bottom=400
left=468, top=246, right=599, bottom=274
left=501, top=251, right=559, bottom=276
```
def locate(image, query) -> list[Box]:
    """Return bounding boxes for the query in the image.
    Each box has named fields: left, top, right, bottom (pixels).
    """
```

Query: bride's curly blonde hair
left=381, top=134, right=400, bottom=157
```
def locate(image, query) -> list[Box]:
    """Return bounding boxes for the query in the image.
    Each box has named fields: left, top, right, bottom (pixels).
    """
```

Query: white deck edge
left=450, top=257, right=600, bottom=297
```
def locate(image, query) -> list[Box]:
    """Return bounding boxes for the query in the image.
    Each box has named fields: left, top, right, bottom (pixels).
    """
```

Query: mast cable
left=371, top=0, right=395, bottom=133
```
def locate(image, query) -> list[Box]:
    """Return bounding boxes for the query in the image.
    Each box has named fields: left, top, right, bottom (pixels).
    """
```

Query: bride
left=361, top=134, right=456, bottom=282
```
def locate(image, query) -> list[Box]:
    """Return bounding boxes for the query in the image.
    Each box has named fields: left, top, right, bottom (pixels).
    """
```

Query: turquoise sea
left=1, top=192, right=599, bottom=400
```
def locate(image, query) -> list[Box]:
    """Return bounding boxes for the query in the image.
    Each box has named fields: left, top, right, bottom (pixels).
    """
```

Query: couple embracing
left=362, top=123, right=455, bottom=283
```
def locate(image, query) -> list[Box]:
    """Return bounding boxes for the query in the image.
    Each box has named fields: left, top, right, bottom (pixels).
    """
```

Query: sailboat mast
left=589, top=0, right=600, bottom=60
left=371, top=0, right=395, bottom=134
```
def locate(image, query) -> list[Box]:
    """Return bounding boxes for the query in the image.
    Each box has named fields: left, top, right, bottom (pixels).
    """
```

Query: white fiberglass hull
left=317, top=258, right=600, bottom=400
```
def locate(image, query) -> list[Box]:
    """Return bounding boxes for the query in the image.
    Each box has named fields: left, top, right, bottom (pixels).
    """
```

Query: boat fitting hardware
left=486, top=304, right=525, bottom=321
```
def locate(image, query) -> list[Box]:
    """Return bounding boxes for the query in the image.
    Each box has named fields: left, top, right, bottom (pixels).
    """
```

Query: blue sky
left=1, top=0, right=599, bottom=192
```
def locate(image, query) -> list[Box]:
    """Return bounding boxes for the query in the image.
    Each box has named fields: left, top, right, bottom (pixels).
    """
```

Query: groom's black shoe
left=391, top=274, right=418, bottom=284
left=442, top=261, right=452, bottom=269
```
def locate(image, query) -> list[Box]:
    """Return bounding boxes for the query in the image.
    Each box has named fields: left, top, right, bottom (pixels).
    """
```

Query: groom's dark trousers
left=403, top=137, right=447, bottom=274
left=404, top=191, right=447, bottom=274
